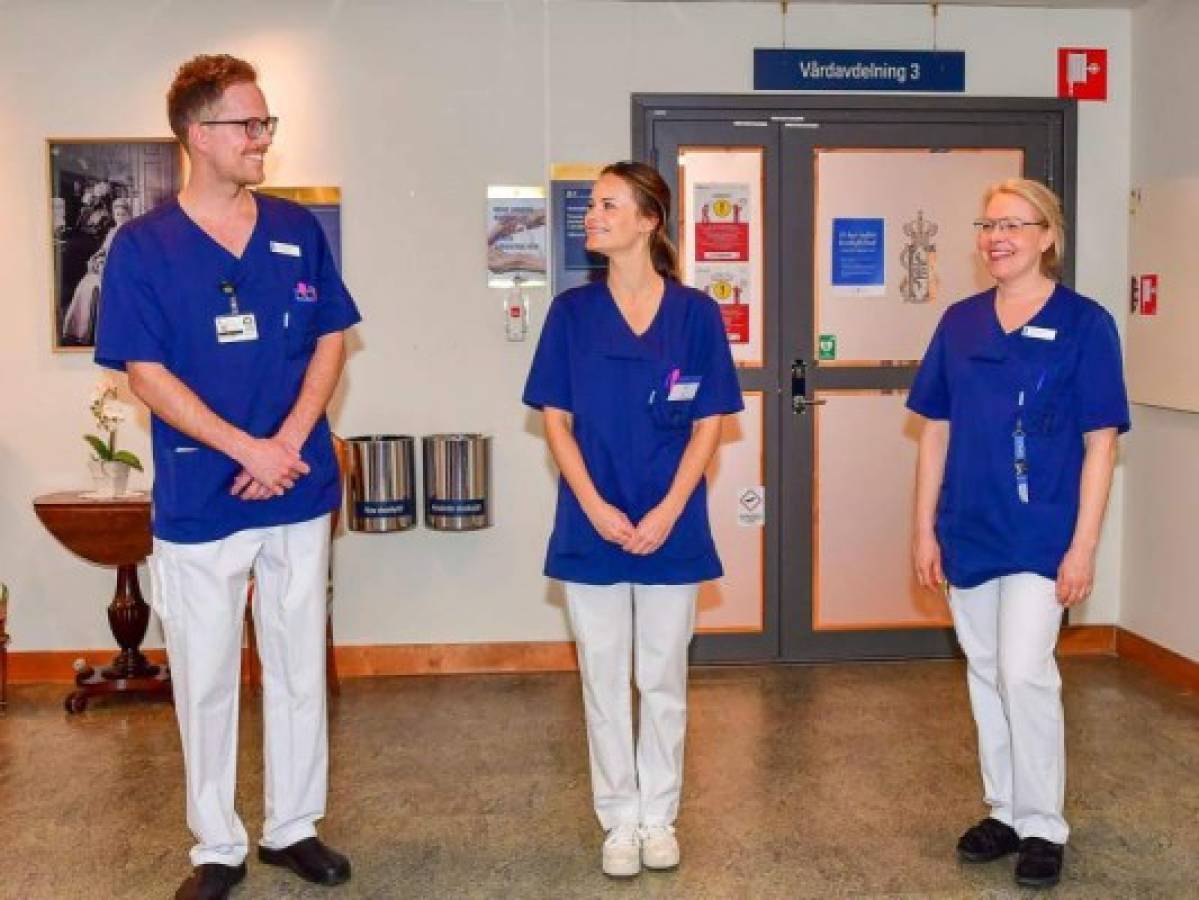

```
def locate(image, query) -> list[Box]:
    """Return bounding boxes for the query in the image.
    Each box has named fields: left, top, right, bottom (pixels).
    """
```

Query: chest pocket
left=1020, top=339, right=1079, bottom=436
left=650, top=394, right=695, bottom=429
left=284, top=298, right=319, bottom=358
left=649, top=370, right=701, bottom=431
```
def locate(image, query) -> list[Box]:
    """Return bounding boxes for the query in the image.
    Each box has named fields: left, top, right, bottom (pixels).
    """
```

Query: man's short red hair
left=167, top=54, right=258, bottom=145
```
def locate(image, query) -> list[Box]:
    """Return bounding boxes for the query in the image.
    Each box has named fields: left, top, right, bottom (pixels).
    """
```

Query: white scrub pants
left=565, top=581, right=698, bottom=830
left=949, top=573, right=1068, bottom=845
left=149, top=515, right=331, bottom=867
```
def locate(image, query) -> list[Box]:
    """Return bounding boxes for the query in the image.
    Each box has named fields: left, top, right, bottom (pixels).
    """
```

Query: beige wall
left=0, top=1, right=1132, bottom=651
left=1121, top=0, right=1199, bottom=663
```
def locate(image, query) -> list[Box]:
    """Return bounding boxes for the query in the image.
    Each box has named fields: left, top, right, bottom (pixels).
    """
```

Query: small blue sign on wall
left=755, top=49, right=965, bottom=92
left=551, top=180, right=606, bottom=295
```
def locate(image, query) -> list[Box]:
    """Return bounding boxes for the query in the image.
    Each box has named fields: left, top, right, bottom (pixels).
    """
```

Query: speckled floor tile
left=1, top=657, right=1196, bottom=899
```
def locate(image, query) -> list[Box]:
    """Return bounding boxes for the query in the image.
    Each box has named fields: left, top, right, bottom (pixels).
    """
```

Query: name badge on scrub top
left=668, top=375, right=701, bottom=402
left=215, top=313, right=259, bottom=343
left=1021, top=325, right=1056, bottom=341
left=270, top=241, right=301, bottom=257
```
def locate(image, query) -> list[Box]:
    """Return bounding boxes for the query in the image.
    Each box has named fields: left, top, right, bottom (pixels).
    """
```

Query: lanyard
left=1013, top=390, right=1029, bottom=504
left=219, top=280, right=240, bottom=315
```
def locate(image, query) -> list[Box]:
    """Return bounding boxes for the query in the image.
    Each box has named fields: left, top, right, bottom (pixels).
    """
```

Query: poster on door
left=695, top=263, right=751, bottom=343
left=831, top=217, right=885, bottom=296
left=694, top=183, right=750, bottom=261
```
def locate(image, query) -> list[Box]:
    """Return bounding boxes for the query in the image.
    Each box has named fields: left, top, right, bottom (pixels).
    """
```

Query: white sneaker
left=602, top=823, right=642, bottom=877
left=639, top=824, right=680, bottom=870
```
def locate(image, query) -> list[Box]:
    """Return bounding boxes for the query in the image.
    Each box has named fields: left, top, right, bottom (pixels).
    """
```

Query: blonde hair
left=983, top=178, right=1066, bottom=278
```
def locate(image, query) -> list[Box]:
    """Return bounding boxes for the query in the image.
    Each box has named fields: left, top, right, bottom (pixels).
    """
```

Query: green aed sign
left=818, top=333, right=837, bottom=361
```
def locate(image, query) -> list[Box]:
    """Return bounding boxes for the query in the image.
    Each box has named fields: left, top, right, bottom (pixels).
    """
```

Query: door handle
left=794, top=396, right=827, bottom=413
left=791, top=359, right=828, bottom=415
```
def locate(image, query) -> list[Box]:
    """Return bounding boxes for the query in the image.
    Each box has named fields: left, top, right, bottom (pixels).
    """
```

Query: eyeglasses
left=199, top=116, right=279, bottom=139
left=973, top=217, right=1048, bottom=235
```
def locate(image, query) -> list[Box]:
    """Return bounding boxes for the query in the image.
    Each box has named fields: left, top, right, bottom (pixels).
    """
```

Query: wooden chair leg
left=326, top=615, right=339, bottom=696
left=244, top=577, right=260, bottom=689
left=1, top=585, right=8, bottom=708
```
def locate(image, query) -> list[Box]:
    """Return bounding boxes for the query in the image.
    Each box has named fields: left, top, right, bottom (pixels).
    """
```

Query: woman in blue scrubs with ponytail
left=523, top=162, right=742, bottom=878
left=908, top=178, right=1129, bottom=890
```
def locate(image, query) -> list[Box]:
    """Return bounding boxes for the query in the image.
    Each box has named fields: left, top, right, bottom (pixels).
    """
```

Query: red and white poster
left=1057, top=48, right=1107, bottom=101
left=694, top=183, right=750, bottom=261
left=1139, top=274, right=1159, bottom=316
left=695, top=264, right=751, bottom=343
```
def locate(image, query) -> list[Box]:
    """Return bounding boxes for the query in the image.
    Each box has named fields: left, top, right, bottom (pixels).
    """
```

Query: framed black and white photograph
left=48, top=138, right=184, bottom=351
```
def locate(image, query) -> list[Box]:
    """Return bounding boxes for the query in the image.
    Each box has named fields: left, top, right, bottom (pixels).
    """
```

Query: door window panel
left=678, top=147, right=766, bottom=368
left=812, top=389, right=951, bottom=630
left=814, top=149, right=1023, bottom=366
left=698, top=392, right=765, bottom=633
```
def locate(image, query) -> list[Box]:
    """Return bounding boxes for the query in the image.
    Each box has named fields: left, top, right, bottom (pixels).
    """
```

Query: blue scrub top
left=95, top=193, right=362, bottom=544
left=907, top=284, right=1130, bottom=589
left=522, top=279, right=744, bottom=585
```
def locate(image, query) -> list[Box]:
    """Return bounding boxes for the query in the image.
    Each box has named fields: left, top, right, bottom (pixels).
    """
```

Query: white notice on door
left=737, top=486, right=765, bottom=527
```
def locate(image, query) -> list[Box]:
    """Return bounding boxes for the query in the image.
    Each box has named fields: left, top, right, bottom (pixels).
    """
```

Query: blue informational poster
left=551, top=179, right=605, bottom=295
left=832, top=218, right=885, bottom=294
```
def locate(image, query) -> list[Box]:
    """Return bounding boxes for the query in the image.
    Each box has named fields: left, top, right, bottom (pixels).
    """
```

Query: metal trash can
left=346, top=435, right=416, bottom=532
left=422, top=433, right=492, bottom=531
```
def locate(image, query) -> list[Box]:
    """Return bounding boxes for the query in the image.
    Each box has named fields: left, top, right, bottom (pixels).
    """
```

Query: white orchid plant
left=85, top=378, right=143, bottom=471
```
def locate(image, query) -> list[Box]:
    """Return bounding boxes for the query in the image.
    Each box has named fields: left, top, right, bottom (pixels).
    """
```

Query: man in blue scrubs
left=96, top=55, right=360, bottom=900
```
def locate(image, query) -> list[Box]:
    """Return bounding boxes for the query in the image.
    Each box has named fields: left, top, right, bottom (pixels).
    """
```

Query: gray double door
left=633, top=95, right=1075, bottom=663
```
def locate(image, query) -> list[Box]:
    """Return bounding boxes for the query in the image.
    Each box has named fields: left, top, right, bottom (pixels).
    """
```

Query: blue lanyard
left=1013, top=390, right=1029, bottom=504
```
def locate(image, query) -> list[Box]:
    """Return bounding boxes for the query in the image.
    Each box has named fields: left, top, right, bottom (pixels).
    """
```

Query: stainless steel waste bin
left=422, top=433, right=492, bottom=531
left=346, top=435, right=416, bottom=532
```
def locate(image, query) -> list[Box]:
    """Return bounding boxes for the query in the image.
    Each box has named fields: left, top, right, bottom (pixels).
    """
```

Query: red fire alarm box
left=1140, top=274, right=1158, bottom=316
left=1058, top=48, right=1107, bottom=101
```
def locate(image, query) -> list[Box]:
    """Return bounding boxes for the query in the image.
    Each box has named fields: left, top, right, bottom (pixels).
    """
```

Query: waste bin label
left=427, top=498, right=487, bottom=516
left=356, top=499, right=413, bottom=518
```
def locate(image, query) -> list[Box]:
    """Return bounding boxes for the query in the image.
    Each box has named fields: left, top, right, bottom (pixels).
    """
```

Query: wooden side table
left=33, top=491, right=171, bottom=713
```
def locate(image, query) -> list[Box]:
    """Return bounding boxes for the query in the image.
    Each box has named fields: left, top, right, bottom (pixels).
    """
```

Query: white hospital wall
left=0, top=1, right=1131, bottom=651
left=1120, top=0, right=1199, bottom=664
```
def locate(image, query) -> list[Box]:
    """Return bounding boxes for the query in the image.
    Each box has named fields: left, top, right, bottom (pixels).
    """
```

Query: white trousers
left=149, top=515, right=331, bottom=867
left=565, top=581, right=698, bottom=830
left=949, top=573, right=1068, bottom=844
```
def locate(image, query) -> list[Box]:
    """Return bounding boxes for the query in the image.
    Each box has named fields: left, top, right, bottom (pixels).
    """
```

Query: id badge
left=215, top=313, right=259, bottom=343
left=668, top=375, right=701, bottom=402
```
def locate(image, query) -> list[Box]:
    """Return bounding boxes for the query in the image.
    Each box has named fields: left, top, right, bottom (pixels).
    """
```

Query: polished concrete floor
left=1, top=657, right=1197, bottom=899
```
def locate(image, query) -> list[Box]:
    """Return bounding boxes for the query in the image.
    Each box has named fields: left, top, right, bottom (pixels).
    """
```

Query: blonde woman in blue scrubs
left=908, top=178, right=1129, bottom=889
left=523, top=162, right=742, bottom=878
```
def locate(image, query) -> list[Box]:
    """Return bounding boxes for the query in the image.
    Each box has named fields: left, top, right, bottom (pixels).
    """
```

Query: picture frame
left=256, top=186, right=343, bottom=272
left=48, top=138, right=184, bottom=352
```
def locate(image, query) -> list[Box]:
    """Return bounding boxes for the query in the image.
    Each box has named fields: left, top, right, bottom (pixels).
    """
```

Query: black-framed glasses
left=973, top=217, right=1048, bottom=235
left=199, top=116, right=279, bottom=139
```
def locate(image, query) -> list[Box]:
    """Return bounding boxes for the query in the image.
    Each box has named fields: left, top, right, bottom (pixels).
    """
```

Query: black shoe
left=956, top=817, right=1020, bottom=863
left=175, top=862, right=246, bottom=900
left=1015, top=837, right=1064, bottom=888
left=258, top=837, right=351, bottom=886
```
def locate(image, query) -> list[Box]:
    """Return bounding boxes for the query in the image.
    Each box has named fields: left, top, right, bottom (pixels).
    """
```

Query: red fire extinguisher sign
left=1058, top=48, right=1107, bottom=101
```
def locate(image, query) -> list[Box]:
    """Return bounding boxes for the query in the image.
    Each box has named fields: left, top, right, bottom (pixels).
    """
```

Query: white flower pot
left=87, top=457, right=132, bottom=498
